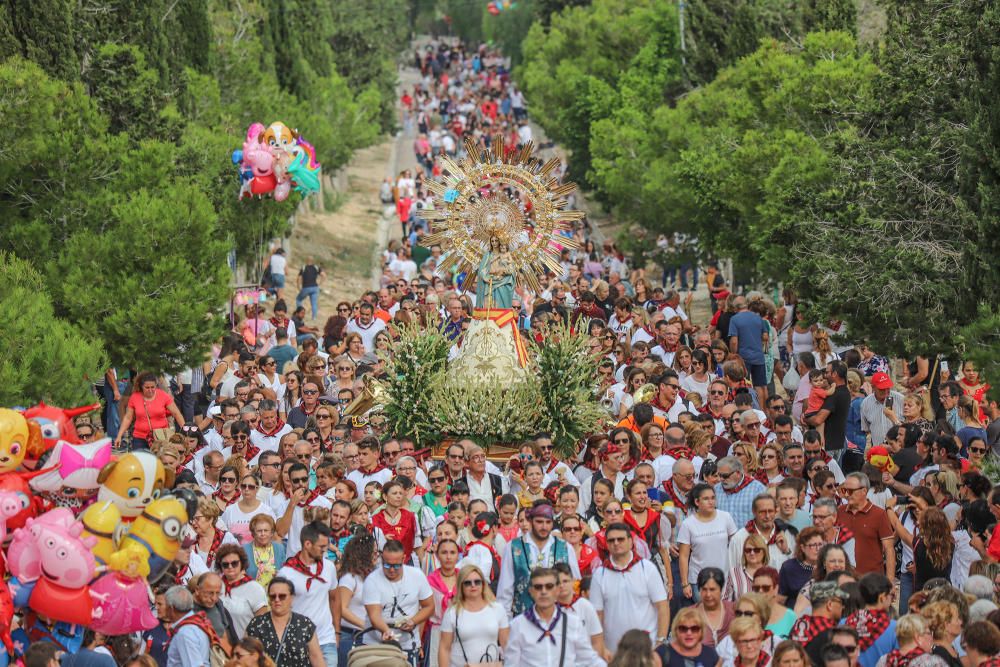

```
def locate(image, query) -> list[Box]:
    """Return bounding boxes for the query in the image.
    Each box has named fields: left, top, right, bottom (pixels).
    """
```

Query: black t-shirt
left=299, top=264, right=321, bottom=288
left=822, top=384, right=852, bottom=450
left=914, top=538, right=953, bottom=591
left=657, top=644, right=718, bottom=667
left=892, top=447, right=923, bottom=483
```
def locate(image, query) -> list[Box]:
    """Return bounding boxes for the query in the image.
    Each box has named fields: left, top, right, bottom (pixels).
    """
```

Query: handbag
left=454, top=608, right=504, bottom=667
left=142, top=394, right=175, bottom=443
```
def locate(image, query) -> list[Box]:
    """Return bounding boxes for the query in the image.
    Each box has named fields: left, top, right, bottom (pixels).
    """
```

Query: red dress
left=371, top=508, right=418, bottom=562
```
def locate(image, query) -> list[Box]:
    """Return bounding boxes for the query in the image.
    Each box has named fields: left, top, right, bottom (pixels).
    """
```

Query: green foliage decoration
left=383, top=324, right=453, bottom=447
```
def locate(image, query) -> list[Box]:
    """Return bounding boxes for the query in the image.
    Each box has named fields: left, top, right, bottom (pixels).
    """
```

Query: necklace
left=704, top=605, right=725, bottom=644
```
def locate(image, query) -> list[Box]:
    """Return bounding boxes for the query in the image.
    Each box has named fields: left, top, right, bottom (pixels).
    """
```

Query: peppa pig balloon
left=16, top=508, right=101, bottom=625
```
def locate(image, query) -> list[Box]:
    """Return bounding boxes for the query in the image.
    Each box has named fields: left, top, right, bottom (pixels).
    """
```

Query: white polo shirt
left=590, top=558, right=667, bottom=652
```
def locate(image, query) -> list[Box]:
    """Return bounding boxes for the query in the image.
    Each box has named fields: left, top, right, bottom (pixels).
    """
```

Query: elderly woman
left=716, top=593, right=779, bottom=664
left=921, top=600, right=964, bottom=667
left=875, top=614, right=947, bottom=667
left=215, top=543, right=268, bottom=639
left=721, top=616, right=771, bottom=667
left=191, top=497, right=239, bottom=569
left=658, top=606, right=720, bottom=667
left=244, top=514, right=287, bottom=586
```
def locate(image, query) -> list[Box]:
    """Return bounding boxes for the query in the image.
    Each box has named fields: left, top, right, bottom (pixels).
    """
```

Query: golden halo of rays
left=420, top=136, right=583, bottom=294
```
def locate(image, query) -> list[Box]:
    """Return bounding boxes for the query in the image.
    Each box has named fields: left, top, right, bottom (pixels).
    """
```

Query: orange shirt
left=616, top=414, right=668, bottom=433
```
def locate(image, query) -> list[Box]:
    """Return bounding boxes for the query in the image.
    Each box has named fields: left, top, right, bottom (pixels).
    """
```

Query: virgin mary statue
left=476, top=236, right=515, bottom=310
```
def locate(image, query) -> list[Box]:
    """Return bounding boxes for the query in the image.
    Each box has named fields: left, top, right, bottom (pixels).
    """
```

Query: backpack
left=174, top=612, right=231, bottom=667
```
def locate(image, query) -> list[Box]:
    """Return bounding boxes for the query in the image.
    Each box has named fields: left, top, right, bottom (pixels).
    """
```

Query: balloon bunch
left=232, top=121, right=322, bottom=201
left=234, top=287, right=268, bottom=307
left=487, top=0, right=516, bottom=15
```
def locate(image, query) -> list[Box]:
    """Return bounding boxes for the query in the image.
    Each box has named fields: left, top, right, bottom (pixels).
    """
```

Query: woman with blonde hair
left=921, top=601, right=963, bottom=667
left=732, top=442, right=760, bottom=478
left=812, top=329, right=839, bottom=369
left=658, top=606, right=718, bottom=667
left=876, top=614, right=946, bottom=667
left=757, top=444, right=784, bottom=486
left=437, top=564, right=509, bottom=667
left=725, top=534, right=770, bottom=601
left=902, top=393, right=936, bottom=433
left=722, top=616, right=770, bottom=667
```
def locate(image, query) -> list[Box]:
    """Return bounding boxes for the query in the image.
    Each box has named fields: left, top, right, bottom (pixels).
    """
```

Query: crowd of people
left=19, top=38, right=1000, bottom=667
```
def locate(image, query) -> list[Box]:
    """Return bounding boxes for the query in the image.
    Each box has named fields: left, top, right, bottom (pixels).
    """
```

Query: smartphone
left=941, top=361, right=949, bottom=372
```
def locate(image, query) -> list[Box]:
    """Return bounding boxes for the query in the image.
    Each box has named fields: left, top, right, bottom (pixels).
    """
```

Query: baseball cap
left=872, top=372, right=893, bottom=390
left=809, top=581, right=849, bottom=604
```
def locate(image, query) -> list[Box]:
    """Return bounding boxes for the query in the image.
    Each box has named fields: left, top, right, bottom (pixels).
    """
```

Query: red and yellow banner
left=473, top=307, right=528, bottom=367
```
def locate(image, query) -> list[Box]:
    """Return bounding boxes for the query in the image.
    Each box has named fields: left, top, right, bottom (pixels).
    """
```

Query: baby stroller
left=347, top=626, right=416, bottom=667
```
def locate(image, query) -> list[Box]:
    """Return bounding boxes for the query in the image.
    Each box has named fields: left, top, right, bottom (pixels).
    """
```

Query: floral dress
left=246, top=612, right=316, bottom=667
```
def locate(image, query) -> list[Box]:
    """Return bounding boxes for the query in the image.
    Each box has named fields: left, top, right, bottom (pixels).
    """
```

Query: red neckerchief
left=884, top=647, right=928, bottom=667
left=298, top=487, right=322, bottom=508
left=667, top=445, right=694, bottom=460
left=360, top=463, right=386, bottom=475
left=650, top=394, right=670, bottom=413
left=722, top=474, right=754, bottom=495
left=745, top=520, right=779, bottom=545
left=978, top=658, right=1000, bottom=667
left=937, top=496, right=954, bottom=509
left=659, top=342, right=679, bottom=353
left=242, top=444, right=261, bottom=462
left=223, top=574, right=254, bottom=595
left=173, top=564, right=189, bottom=584
left=753, top=469, right=771, bottom=485
left=170, top=611, right=221, bottom=642
left=257, top=419, right=286, bottom=437
left=213, top=489, right=240, bottom=508
left=332, top=526, right=352, bottom=541
left=727, top=381, right=752, bottom=403
left=283, top=552, right=326, bottom=591
left=662, top=480, right=688, bottom=512
left=734, top=651, right=770, bottom=667
left=625, top=508, right=657, bottom=535
left=559, top=593, right=582, bottom=609
left=740, top=432, right=766, bottom=449
left=602, top=552, right=642, bottom=573
left=199, top=529, right=226, bottom=567
left=543, top=458, right=561, bottom=474
left=808, top=450, right=833, bottom=465
left=791, top=615, right=836, bottom=644
left=351, top=317, right=377, bottom=330
left=180, top=452, right=194, bottom=467
left=846, top=608, right=891, bottom=652
left=699, top=405, right=724, bottom=420
left=269, top=316, right=289, bottom=329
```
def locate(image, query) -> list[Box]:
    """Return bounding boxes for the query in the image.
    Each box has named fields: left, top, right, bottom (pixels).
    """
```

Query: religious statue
left=476, top=236, right=516, bottom=310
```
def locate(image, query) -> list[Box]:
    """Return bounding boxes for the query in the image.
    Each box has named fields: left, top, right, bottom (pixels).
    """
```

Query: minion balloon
left=119, top=495, right=188, bottom=584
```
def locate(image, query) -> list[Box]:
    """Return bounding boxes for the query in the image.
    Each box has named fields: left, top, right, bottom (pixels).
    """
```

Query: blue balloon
left=232, top=149, right=244, bottom=165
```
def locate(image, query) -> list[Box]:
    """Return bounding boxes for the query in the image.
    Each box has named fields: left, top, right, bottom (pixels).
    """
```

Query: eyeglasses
left=810, top=465, right=829, bottom=473
left=268, top=593, right=289, bottom=601
left=813, top=513, right=833, bottom=521
left=604, top=508, right=623, bottom=515
left=397, top=466, right=416, bottom=473
left=804, top=542, right=824, bottom=549
left=531, top=582, right=557, bottom=591
left=382, top=563, right=403, bottom=570
left=606, top=536, right=629, bottom=544
left=337, top=366, right=353, bottom=372
left=221, top=477, right=237, bottom=483
left=241, top=483, right=258, bottom=490
left=539, top=445, right=554, bottom=451
left=674, top=472, right=695, bottom=480
left=462, top=579, right=483, bottom=587
left=736, top=636, right=762, bottom=645
left=220, top=560, right=241, bottom=569
left=751, top=584, right=773, bottom=593
left=761, top=454, right=776, bottom=460
left=676, top=625, right=701, bottom=634
left=306, top=436, right=321, bottom=443
left=562, top=526, right=581, bottom=532
left=734, top=610, right=757, bottom=618
left=383, top=450, right=401, bottom=457
left=745, top=422, right=761, bottom=429
left=296, top=454, right=312, bottom=461
left=337, top=307, right=351, bottom=312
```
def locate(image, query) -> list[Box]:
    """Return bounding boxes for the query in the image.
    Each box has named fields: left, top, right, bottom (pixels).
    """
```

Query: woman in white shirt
left=438, top=564, right=509, bottom=667
left=221, top=473, right=275, bottom=544
left=677, top=483, right=738, bottom=602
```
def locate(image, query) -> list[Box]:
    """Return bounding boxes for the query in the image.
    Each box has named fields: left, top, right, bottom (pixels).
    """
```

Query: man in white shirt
left=277, top=522, right=338, bottom=666
left=590, top=523, right=669, bottom=652
left=504, top=568, right=606, bottom=667
left=649, top=371, right=695, bottom=422
left=345, top=302, right=387, bottom=352
left=727, top=493, right=795, bottom=571
left=275, top=462, right=332, bottom=555
left=249, top=399, right=292, bottom=454
left=346, top=437, right=393, bottom=492
left=363, top=540, right=434, bottom=663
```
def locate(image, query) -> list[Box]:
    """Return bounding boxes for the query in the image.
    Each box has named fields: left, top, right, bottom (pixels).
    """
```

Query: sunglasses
left=709, top=390, right=727, bottom=396
left=306, top=437, right=321, bottom=443
left=761, top=454, right=776, bottom=460
left=751, top=584, right=772, bottom=593
left=77, top=431, right=94, bottom=438
left=220, top=560, right=241, bottom=569
left=291, top=476, right=309, bottom=484
left=382, top=563, right=403, bottom=570
left=970, top=447, right=987, bottom=454
left=606, top=536, right=628, bottom=544
left=429, top=476, right=447, bottom=483
left=531, top=582, right=557, bottom=591
left=462, top=579, right=483, bottom=587
left=234, top=435, right=249, bottom=441
left=302, top=389, right=319, bottom=395
left=676, top=625, right=701, bottom=634
left=221, top=477, right=237, bottom=483
left=240, top=483, right=258, bottom=490
left=613, top=438, right=630, bottom=445
left=744, top=547, right=763, bottom=554
left=562, top=525, right=581, bottom=532
left=316, top=415, right=332, bottom=420
left=268, top=593, right=289, bottom=601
